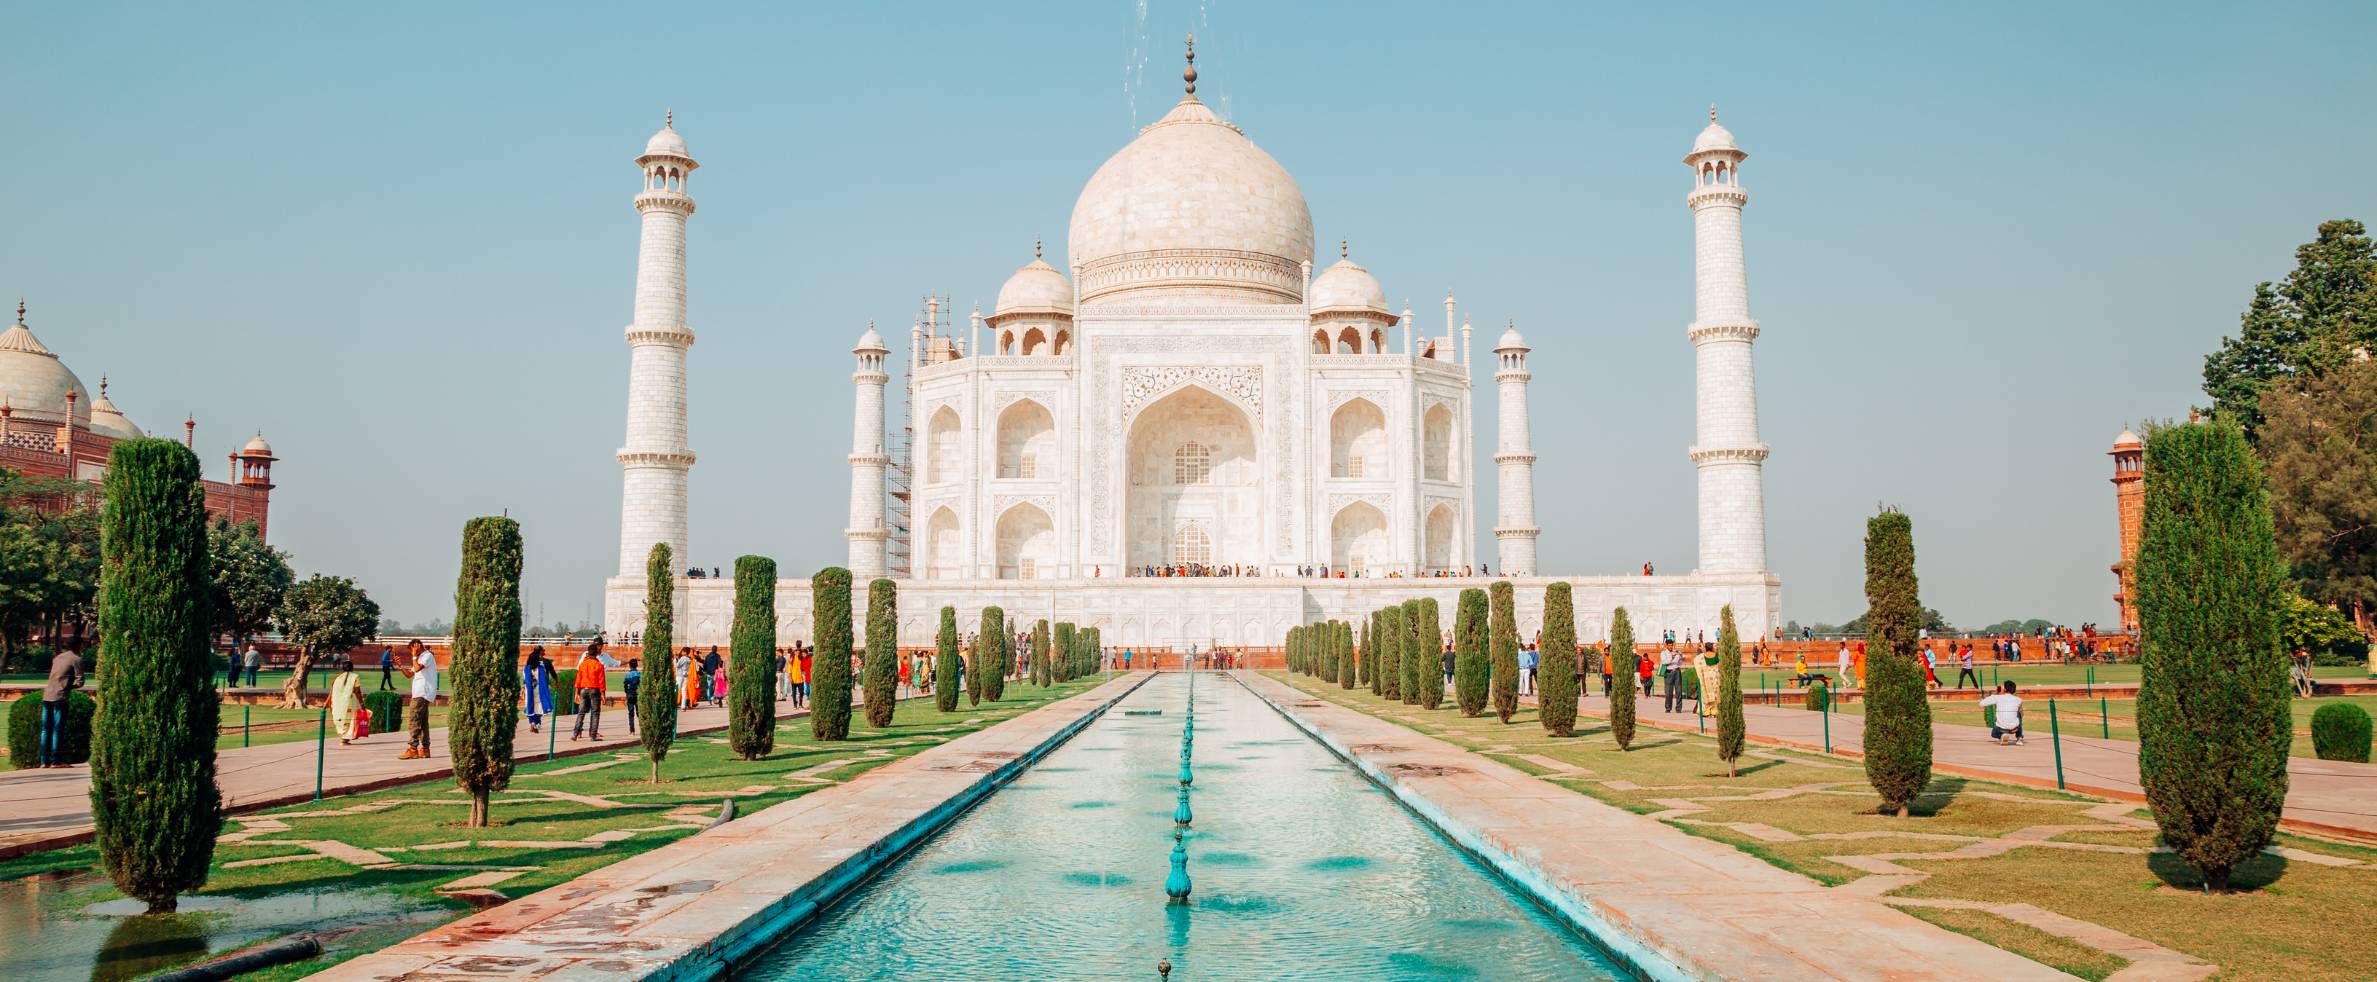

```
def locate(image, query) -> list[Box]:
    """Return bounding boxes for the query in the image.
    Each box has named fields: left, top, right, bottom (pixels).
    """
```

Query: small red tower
left=2109, top=428, right=2145, bottom=634
left=230, top=432, right=277, bottom=538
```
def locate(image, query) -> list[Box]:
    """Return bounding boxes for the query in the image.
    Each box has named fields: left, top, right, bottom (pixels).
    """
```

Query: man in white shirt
left=399, top=641, right=439, bottom=760
left=1978, top=681, right=2024, bottom=746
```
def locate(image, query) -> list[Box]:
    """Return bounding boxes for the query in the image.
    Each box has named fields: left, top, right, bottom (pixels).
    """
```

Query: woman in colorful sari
left=677, top=648, right=699, bottom=710
left=521, top=645, right=556, bottom=733
left=329, top=658, right=367, bottom=745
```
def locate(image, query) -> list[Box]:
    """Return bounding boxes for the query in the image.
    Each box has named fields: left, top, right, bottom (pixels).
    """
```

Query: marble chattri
left=602, top=51, right=1780, bottom=651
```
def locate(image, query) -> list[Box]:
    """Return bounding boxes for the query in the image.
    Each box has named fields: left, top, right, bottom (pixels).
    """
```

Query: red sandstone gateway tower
left=2109, top=428, right=2144, bottom=634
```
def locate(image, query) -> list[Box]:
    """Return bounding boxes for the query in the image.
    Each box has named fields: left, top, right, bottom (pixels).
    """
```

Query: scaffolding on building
left=887, top=293, right=950, bottom=580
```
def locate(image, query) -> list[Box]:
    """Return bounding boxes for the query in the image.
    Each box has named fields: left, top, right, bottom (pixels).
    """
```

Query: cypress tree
left=977, top=606, right=1007, bottom=702
left=1608, top=606, right=1638, bottom=749
left=862, top=579, right=899, bottom=728
left=1337, top=620, right=1357, bottom=690
left=1082, top=626, right=1100, bottom=677
left=965, top=610, right=985, bottom=706
left=1415, top=598, right=1444, bottom=710
left=1286, top=626, right=1299, bottom=675
left=1489, top=581, right=1520, bottom=723
left=90, top=438, right=220, bottom=913
left=1322, top=621, right=1339, bottom=681
left=638, top=543, right=678, bottom=781
left=1716, top=605, right=1746, bottom=776
left=1861, top=510, right=1933, bottom=816
left=1454, top=588, right=1489, bottom=716
left=449, top=516, right=523, bottom=827
left=729, top=556, right=778, bottom=760
left=1048, top=621, right=1068, bottom=685
left=2135, top=421, right=2291, bottom=891
left=935, top=606, right=961, bottom=712
left=810, top=567, right=854, bottom=739
left=1362, top=613, right=1377, bottom=692
left=1377, top=606, right=1404, bottom=701
left=1399, top=600, right=1425, bottom=705
left=1035, top=619, right=1053, bottom=684
left=1539, top=583, right=1578, bottom=736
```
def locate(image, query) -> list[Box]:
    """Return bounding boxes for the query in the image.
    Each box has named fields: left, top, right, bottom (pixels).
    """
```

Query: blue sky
left=4, top=1, right=2372, bottom=629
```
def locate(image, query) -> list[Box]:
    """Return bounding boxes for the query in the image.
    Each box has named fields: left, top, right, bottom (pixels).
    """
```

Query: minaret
left=1685, top=107, right=1769, bottom=574
left=1492, top=322, right=1539, bottom=575
left=2108, top=429, right=2145, bottom=634
left=617, top=112, right=699, bottom=578
left=847, top=323, right=891, bottom=578
left=1443, top=291, right=1458, bottom=364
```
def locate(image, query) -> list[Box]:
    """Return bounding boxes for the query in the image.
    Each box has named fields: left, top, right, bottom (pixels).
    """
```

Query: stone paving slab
left=307, top=674, right=1146, bottom=981
left=1244, top=672, right=2074, bottom=982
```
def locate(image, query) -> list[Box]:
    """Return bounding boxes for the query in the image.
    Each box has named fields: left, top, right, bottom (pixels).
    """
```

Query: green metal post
left=2100, top=696, right=2109, bottom=739
left=2048, top=699, right=2064, bottom=790
left=243, top=703, right=251, bottom=748
left=548, top=718, right=557, bottom=761
left=314, top=708, right=327, bottom=801
left=1822, top=696, right=1831, bottom=754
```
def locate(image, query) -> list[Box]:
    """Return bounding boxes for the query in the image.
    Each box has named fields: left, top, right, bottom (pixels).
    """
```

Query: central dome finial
left=1183, top=34, right=1197, bottom=96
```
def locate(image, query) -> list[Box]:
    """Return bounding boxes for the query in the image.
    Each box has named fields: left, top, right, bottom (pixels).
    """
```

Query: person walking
left=1600, top=644, right=1614, bottom=697
left=330, top=658, right=367, bottom=745
left=521, top=645, right=556, bottom=734
left=1637, top=649, right=1655, bottom=697
left=1519, top=643, right=1539, bottom=696
left=1835, top=643, right=1852, bottom=690
left=378, top=646, right=396, bottom=691
left=398, top=642, right=437, bottom=760
left=37, top=646, right=83, bottom=767
left=702, top=647, right=725, bottom=708
left=675, top=648, right=697, bottom=710
left=1954, top=644, right=1980, bottom=690
left=623, top=658, right=642, bottom=734
left=1660, top=645, right=1684, bottom=712
left=793, top=645, right=811, bottom=709
left=1441, top=642, right=1455, bottom=688
left=570, top=645, right=608, bottom=741
left=223, top=646, right=242, bottom=690
left=1923, top=645, right=1940, bottom=687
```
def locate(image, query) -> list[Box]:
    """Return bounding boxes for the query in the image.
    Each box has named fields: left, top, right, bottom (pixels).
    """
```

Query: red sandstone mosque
left=0, top=301, right=278, bottom=534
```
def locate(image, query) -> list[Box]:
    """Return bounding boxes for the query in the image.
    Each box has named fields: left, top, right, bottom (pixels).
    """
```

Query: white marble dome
left=1692, top=117, right=1737, bottom=154
left=1308, top=255, right=1387, bottom=315
left=242, top=432, right=274, bottom=455
left=993, top=255, right=1074, bottom=319
left=1067, top=95, right=1314, bottom=305
left=86, top=380, right=141, bottom=439
left=0, top=317, right=91, bottom=425
left=643, top=122, right=689, bottom=159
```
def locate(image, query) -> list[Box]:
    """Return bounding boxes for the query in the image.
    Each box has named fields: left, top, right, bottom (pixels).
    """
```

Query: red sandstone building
left=0, top=302, right=277, bottom=534
left=2108, top=428, right=2144, bottom=634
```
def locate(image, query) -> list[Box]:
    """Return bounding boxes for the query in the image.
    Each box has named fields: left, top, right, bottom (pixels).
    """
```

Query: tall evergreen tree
left=1454, top=588, right=1489, bottom=716
left=1362, top=613, right=1377, bottom=692
left=935, top=606, right=961, bottom=712
left=1322, top=620, right=1339, bottom=681
left=449, top=517, right=523, bottom=827
left=810, top=567, right=854, bottom=739
left=638, top=543, right=678, bottom=781
left=977, top=606, right=1007, bottom=702
left=1338, top=620, right=1357, bottom=690
left=90, top=439, right=220, bottom=913
left=729, top=556, right=778, bottom=760
left=862, top=579, right=899, bottom=728
left=1399, top=600, right=1425, bottom=705
left=1048, top=621, right=1067, bottom=685
left=1716, top=605, right=1746, bottom=776
left=1286, top=626, right=1300, bottom=675
left=1488, top=581, right=1520, bottom=723
left=1608, top=606, right=1638, bottom=749
left=1415, top=598, right=1443, bottom=709
left=2202, top=219, right=2377, bottom=438
left=1377, top=606, right=1404, bottom=702
left=1082, top=626, right=1100, bottom=676
left=2136, top=421, right=2292, bottom=891
left=1538, top=583, right=1578, bottom=736
left=1861, top=510, right=1933, bottom=816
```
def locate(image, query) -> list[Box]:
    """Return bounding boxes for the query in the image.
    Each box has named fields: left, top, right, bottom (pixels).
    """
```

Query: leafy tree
left=2259, top=357, right=2377, bottom=636
left=0, top=468, right=100, bottom=671
left=976, top=606, right=1007, bottom=702
left=638, top=544, right=678, bottom=781
left=935, top=606, right=961, bottom=712
left=2281, top=591, right=2366, bottom=664
left=207, top=519, right=290, bottom=655
left=2135, top=421, right=2291, bottom=891
left=1608, top=607, right=1638, bottom=749
left=1861, top=510, right=1934, bottom=817
left=89, top=439, right=219, bottom=913
left=1453, top=588, right=1489, bottom=716
left=275, top=574, right=381, bottom=708
left=862, top=579, right=898, bottom=728
left=448, top=517, right=522, bottom=828
left=1716, top=605, right=1746, bottom=776
left=810, top=567, right=853, bottom=739
left=2202, top=220, right=2377, bottom=438
left=729, top=556, right=778, bottom=759
left=1538, top=583, right=1578, bottom=736
left=1489, top=581, right=1519, bottom=723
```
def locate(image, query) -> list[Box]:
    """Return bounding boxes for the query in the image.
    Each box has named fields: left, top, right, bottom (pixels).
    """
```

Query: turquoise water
left=747, top=673, right=1627, bottom=980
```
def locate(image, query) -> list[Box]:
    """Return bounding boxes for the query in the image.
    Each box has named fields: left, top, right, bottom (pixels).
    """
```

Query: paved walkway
left=1558, top=687, right=2377, bottom=840
left=0, top=690, right=917, bottom=858
left=311, top=673, right=1146, bottom=981
left=1243, top=672, right=2074, bottom=980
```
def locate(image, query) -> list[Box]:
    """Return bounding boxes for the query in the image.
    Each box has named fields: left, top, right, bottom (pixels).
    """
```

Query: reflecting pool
left=748, top=672, right=1626, bottom=980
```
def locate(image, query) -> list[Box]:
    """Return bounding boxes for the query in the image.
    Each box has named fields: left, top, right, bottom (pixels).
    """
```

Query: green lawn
left=0, top=673, right=1115, bottom=980
left=1275, top=671, right=2377, bottom=981
left=1819, top=693, right=2377, bottom=759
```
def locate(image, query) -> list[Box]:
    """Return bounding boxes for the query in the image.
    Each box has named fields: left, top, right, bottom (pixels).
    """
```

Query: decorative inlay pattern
left=993, top=494, right=1058, bottom=518
left=1119, top=366, right=1263, bottom=424
left=1327, top=491, right=1392, bottom=516
left=1327, top=389, right=1393, bottom=413
left=1688, top=445, right=1771, bottom=464
left=997, top=390, right=1058, bottom=413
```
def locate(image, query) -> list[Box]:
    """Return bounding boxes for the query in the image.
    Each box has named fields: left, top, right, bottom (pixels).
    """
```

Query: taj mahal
left=601, top=47, right=1781, bottom=649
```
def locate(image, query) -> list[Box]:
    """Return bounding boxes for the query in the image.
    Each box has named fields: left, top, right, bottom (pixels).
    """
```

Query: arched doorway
left=1424, top=503, right=1456, bottom=572
left=997, top=400, right=1054, bottom=479
left=1126, top=385, right=1257, bottom=571
left=995, top=503, right=1053, bottom=579
left=1330, top=502, right=1388, bottom=575
left=1331, top=399, right=1386, bottom=479
left=925, top=507, right=961, bottom=580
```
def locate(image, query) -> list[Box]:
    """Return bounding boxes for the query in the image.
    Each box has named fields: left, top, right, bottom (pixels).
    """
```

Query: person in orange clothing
left=1600, top=644, right=1615, bottom=696
left=569, top=645, right=608, bottom=741
left=1850, top=641, right=1867, bottom=688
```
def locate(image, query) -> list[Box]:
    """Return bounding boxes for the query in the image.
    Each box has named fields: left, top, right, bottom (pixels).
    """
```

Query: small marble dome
left=1692, top=110, right=1738, bottom=154
left=241, top=432, right=274, bottom=455
left=993, top=251, right=1075, bottom=319
left=1497, top=325, right=1529, bottom=350
left=643, top=120, right=689, bottom=159
left=1067, top=92, right=1314, bottom=303
left=2113, top=428, right=2143, bottom=450
left=0, top=307, right=92, bottom=425
left=86, top=378, right=142, bottom=439
left=854, top=324, right=887, bottom=352
left=1308, top=252, right=1387, bottom=315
